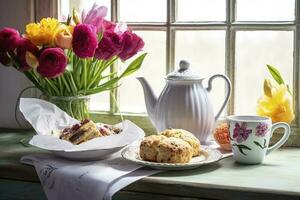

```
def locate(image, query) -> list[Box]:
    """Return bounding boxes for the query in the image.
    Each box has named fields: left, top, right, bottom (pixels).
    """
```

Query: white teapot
left=137, top=60, right=231, bottom=143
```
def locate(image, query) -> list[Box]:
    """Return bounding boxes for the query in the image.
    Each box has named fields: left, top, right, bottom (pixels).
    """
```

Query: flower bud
left=263, top=78, right=273, bottom=97
left=25, top=51, right=39, bottom=68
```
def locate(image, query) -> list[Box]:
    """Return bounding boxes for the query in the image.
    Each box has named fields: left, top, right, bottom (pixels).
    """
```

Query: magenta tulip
left=37, top=48, right=67, bottom=78
left=72, top=24, right=98, bottom=58
left=81, top=3, right=107, bottom=32
left=118, top=31, right=144, bottom=61
left=95, top=31, right=123, bottom=60
left=102, top=20, right=116, bottom=32
left=0, top=27, right=20, bottom=52
left=16, top=38, right=39, bottom=71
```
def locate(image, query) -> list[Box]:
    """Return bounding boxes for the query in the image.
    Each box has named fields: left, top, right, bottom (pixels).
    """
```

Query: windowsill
left=0, top=130, right=300, bottom=200
left=89, top=112, right=300, bottom=147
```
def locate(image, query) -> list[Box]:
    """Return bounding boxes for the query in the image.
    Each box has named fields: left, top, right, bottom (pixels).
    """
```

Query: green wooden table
left=1, top=130, right=300, bottom=200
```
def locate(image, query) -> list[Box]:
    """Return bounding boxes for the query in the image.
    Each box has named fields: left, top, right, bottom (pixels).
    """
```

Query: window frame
left=55, top=0, right=300, bottom=146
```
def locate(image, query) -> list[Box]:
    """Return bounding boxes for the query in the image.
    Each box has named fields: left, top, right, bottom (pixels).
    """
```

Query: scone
left=160, top=129, right=201, bottom=157
left=140, top=135, right=167, bottom=162
left=156, top=137, right=193, bottom=163
left=139, top=135, right=193, bottom=163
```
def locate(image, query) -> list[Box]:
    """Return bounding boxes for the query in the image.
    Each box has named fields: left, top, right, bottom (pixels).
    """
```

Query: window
left=59, top=0, right=300, bottom=144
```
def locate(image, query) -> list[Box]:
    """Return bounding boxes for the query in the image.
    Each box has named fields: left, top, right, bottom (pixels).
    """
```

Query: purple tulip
left=72, top=24, right=98, bottom=58
left=16, top=38, right=39, bottom=71
left=0, top=27, right=20, bottom=52
left=95, top=31, right=123, bottom=60
left=118, top=31, right=144, bottom=61
left=81, top=3, right=107, bottom=32
left=37, top=48, right=67, bottom=78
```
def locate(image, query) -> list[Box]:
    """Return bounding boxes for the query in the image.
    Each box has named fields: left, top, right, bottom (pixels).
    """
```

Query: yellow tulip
left=257, top=78, right=294, bottom=123
left=54, top=25, right=73, bottom=49
left=25, top=18, right=59, bottom=46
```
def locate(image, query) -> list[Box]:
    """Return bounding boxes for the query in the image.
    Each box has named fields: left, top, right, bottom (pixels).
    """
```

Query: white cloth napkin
left=21, top=152, right=159, bottom=200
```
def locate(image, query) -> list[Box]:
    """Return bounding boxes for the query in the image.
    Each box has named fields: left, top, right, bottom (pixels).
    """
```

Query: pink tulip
left=81, top=3, right=107, bottom=32
left=102, top=20, right=116, bottom=32
left=0, top=27, right=20, bottom=52
left=95, top=31, right=123, bottom=60
left=102, top=20, right=127, bottom=35
left=118, top=31, right=144, bottom=61
left=37, top=48, right=67, bottom=78
left=16, top=38, right=39, bottom=71
left=72, top=24, right=98, bottom=58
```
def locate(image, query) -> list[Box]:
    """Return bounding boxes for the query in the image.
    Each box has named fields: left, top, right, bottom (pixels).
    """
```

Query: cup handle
left=206, top=74, right=231, bottom=120
left=266, top=122, right=290, bottom=155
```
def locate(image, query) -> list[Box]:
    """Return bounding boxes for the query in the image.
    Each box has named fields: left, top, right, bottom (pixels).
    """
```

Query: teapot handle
left=206, top=74, right=232, bottom=121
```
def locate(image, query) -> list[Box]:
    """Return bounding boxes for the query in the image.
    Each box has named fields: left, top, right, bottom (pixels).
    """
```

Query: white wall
left=0, top=0, right=35, bottom=128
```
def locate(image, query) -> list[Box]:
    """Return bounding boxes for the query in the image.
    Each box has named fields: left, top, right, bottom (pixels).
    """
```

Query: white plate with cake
left=20, top=98, right=145, bottom=161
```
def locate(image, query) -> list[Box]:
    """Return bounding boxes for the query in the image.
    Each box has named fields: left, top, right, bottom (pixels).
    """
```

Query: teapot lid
left=166, top=60, right=201, bottom=80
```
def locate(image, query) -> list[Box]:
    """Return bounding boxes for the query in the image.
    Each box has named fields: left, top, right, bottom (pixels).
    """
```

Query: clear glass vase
left=48, top=96, right=90, bottom=121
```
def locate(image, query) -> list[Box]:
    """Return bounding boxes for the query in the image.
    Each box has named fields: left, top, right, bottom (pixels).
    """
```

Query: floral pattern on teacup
left=233, top=122, right=252, bottom=143
left=255, top=122, right=269, bottom=137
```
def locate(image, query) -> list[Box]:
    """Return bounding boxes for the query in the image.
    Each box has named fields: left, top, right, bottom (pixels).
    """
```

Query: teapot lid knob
left=166, top=59, right=201, bottom=80
left=179, top=60, right=190, bottom=71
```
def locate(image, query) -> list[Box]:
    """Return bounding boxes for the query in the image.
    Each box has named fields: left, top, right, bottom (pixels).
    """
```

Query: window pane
left=175, top=31, right=226, bottom=116
left=236, top=0, right=295, bottom=21
left=90, top=92, right=110, bottom=111
left=119, top=31, right=166, bottom=113
left=177, top=0, right=226, bottom=22
left=120, top=0, right=166, bottom=22
left=235, top=31, right=293, bottom=115
left=60, top=0, right=111, bottom=20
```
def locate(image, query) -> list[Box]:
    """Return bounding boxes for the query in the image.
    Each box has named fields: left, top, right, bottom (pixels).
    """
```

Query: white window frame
left=51, top=0, right=300, bottom=145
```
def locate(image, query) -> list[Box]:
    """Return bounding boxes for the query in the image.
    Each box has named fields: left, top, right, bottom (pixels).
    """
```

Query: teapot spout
left=137, top=77, right=157, bottom=121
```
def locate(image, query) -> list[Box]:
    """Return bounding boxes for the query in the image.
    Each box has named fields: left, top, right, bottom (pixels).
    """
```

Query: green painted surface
left=149, top=148, right=300, bottom=195
left=0, top=130, right=300, bottom=200
left=0, top=179, right=46, bottom=200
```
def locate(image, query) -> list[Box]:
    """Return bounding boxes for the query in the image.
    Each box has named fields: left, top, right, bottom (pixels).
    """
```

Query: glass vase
left=48, top=96, right=90, bottom=121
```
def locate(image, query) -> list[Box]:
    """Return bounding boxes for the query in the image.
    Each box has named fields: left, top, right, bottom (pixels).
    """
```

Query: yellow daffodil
left=257, top=78, right=294, bottom=123
left=25, top=18, right=59, bottom=46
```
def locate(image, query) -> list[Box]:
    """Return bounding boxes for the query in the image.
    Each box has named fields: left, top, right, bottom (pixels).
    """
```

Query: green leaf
left=266, top=64, right=285, bottom=85
left=232, top=144, right=251, bottom=156
left=254, top=141, right=264, bottom=149
left=82, top=77, right=120, bottom=95
left=120, top=53, right=147, bottom=78
left=97, top=31, right=103, bottom=41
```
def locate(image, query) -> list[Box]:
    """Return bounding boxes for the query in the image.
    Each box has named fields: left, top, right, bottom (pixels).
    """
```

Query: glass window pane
left=119, top=31, right=166, bottom=113
left=90, top=91, right=110, bottom=111
left=236, top=0, right=295, bottom=21
left=235, top=31, right=293, bottom=115
left=175, top=31, right=226, bottom=116
left=177, top=0, right=226, bottom=22
left=120, top=0, right=166, bottom=22
left=60, top=0, right=111, bottom=21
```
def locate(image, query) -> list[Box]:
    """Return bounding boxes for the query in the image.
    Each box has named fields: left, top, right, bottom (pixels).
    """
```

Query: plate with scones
left=122, top=129, right=223, bottom=170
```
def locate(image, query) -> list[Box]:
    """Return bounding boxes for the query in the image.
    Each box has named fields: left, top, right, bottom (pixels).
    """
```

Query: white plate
left=50, top=146, right=124, bottom=161
left=121, top=144, right=223, bottom=170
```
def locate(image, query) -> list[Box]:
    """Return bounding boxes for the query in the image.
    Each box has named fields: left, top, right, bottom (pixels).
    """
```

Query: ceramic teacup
left=226, top=115, right=290, bottom=164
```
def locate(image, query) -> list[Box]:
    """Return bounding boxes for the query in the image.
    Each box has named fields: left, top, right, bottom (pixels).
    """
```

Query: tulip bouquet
left=0, top=3, right=146, bottom=120
left=257, top=65, right=295, bottom=123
